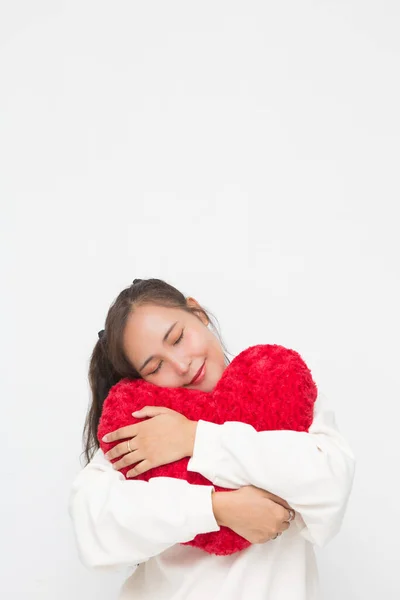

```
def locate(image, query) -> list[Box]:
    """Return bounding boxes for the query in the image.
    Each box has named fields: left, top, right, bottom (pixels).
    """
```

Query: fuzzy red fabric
left=98, top=344, right=317, bottom=556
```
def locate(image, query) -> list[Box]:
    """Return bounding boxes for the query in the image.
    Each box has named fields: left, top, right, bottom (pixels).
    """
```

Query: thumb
left=132, top=406, right=170, bottom=418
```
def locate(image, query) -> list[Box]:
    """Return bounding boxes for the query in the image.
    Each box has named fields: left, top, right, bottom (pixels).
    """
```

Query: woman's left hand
left=103, top=406, right=198, bottom=478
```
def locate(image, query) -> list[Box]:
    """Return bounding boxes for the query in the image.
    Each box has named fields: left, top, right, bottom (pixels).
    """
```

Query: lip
left=189, top=361, right=206, bottom=385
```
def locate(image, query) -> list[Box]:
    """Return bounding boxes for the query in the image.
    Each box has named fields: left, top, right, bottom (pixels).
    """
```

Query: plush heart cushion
left=98, top=344, right=317, bottom=555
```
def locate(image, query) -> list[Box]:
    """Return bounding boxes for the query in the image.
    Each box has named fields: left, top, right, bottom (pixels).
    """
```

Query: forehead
left=123, top=304, right=188, bottom=357
left=127, top=304, right=187, bottom=331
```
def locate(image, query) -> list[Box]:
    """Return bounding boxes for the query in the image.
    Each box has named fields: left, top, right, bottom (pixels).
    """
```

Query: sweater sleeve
left=68, top=448, right=220, bottom=569
left=187, top=392, right=356, bottom=548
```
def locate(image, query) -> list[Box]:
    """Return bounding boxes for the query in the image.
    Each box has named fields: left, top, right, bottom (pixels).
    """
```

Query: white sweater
left=69, top=392, right=355, bottom=600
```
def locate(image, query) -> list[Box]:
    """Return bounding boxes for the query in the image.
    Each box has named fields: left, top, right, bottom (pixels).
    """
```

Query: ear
left=186, top=297, right=210, bottom=326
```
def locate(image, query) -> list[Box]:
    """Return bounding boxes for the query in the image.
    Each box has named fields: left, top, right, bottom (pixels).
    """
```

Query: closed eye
left=174, top=330, right=184, bottom=346
left=149, top=330, right=185, bottom=375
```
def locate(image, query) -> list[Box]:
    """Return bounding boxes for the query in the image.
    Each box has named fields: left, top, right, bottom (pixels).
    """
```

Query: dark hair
left=83, top=278, right=231, bottom=465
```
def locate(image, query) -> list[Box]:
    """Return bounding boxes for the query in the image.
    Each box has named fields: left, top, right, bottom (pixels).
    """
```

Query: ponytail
left=83, top=338, right=122, bottom=465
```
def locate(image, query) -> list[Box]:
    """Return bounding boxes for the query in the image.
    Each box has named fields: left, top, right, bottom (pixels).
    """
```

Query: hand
left=259, top=490, right=293, bottom=512
left=212, top=485, right=294, bottom=544
left=103, top=406, right=198, bottom=478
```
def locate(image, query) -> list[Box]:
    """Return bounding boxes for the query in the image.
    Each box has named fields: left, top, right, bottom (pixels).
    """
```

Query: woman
left=69, top=278, right=355, bottom=600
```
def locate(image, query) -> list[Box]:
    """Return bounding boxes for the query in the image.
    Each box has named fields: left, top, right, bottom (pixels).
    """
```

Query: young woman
left=69, top=278, right=355, bottom=600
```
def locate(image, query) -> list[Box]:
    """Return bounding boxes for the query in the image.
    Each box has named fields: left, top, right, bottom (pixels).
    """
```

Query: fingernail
left=132, top=411, right=140, bottom=417
left=102, top=435, right=109, bottom=442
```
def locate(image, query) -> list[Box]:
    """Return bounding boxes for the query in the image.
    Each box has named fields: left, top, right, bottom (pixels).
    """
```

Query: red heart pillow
left=98, top=344, right=317, bottom=555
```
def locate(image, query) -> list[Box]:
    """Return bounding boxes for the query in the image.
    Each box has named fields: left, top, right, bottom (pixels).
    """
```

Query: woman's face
left=122, top=299, right=227, bottom=392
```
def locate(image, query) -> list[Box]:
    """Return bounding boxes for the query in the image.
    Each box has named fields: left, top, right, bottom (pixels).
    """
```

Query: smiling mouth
left=189, top=362, right=205, bottom=385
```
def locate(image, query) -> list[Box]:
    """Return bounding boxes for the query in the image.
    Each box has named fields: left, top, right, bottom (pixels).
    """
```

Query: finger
left=126, top=459, right=151, bottom=478
left=132, top=406, right=171, bottom=418
left=105, top=440, right=135, bottom=461
left=279, top=521, right=291, bottom=533
left=102, top=424, right=138, bottom=443
left=283, top=508, right=295, bottom=523
left=113, top=450, right=144, bottom=472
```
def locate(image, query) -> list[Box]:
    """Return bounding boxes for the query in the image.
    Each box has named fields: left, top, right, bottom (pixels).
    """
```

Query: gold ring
left=127, top=439, right=132, bottom=453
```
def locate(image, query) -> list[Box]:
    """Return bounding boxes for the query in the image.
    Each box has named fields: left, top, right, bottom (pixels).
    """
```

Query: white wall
left=1, top=1, right=399, bottom=598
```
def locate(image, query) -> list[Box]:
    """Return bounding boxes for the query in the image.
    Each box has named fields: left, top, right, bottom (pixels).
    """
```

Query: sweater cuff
left=183, top=484, right=220, bottom=537
left=187, top=419, right=223, bottom=483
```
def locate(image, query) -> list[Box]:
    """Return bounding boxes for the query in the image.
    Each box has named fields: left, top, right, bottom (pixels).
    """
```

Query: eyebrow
left=138, top=321, right=179, bottom=372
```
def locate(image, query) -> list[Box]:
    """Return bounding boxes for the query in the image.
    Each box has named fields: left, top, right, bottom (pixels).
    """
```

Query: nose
left=170, top=355, right=191, bottom=376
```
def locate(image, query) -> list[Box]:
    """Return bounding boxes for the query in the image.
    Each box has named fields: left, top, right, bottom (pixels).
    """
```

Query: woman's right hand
left=212, top=486, right=294, bottom=544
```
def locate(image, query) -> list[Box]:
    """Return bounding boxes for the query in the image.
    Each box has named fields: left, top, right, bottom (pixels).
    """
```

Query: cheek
left=208, top=334, right=226, bottom=369
left=184, top=327, right=209, bottom=356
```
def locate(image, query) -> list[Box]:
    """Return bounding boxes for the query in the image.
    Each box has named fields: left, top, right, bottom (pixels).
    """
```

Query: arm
left=69, top=448, right=220, bottom=569
left=187, top=392, right=356, bottom=547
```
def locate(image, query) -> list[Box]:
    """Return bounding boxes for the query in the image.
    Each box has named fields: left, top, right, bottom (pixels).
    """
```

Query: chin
left=202, top=374, right=220, bottom=393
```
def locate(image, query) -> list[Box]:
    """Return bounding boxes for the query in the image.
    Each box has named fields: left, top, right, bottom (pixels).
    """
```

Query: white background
left=1, top=1, right=399, bottom=598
